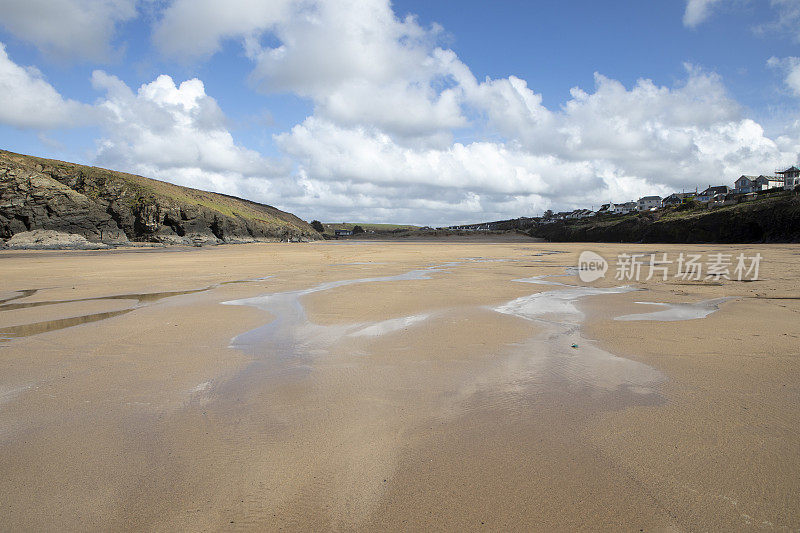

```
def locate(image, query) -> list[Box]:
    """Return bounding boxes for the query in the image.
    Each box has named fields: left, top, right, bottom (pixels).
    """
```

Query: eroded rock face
left=0, top=150, right=317, bottom=247
left=0, top=167, right=129, bottom=244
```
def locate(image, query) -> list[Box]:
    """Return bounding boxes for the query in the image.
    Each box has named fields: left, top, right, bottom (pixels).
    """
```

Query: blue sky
left=1, top=0, right=798, bottom=224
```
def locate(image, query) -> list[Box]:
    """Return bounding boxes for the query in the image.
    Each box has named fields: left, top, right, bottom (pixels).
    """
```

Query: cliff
left=0, top=150, right=318, bottom=247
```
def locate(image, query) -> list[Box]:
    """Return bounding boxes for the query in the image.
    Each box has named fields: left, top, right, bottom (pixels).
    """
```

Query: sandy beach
left=0, top=240, right=798, bottom=531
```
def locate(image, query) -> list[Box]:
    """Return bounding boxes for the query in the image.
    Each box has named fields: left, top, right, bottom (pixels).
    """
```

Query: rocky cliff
left=531, top=194, right=800, bottom=243
left=0, top=150, right=318, bottom=247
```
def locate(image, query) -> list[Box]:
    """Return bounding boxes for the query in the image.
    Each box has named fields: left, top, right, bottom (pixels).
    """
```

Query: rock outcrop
left=0, top=150, right=318, bottom=247
left=5, top=230, right=111, bottom=250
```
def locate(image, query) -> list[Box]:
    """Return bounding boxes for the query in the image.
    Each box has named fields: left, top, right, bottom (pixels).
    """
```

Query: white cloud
left=274, top=66, right=791, bottom=221
left=755, top=0, right=800, bottom=42
left=683, top=0, right=725, bottom=28
left=140, top=0, right=800, bottom=223
left=153, top=0, right=295, bottom=59
left=0, top=0, right=137, bottom=61
left=684, top=0, right=800, bottom=40
left=0, top=42, right=92, bottom=129
left=768, top=56, right=800, bottom=96
left=156, top=0, right=465, bottom=143
left=4, top=0, right=798, bottom=224
left=90, top=72, right=284, bottom=194
left=246, top=1, right=465, bottom=143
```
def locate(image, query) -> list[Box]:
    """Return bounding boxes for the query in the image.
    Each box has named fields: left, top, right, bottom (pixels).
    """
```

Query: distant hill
left=530, top=193, right=800, bottom=243
left=0, top=149, right=317, bottom=247
left=321, top=222, right=422, bottom=236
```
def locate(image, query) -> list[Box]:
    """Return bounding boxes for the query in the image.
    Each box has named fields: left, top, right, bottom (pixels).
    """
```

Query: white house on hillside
left=757, top=175, right=784, bottom=190
left=612, top=202, right=637, bottom=214
left=565, top=209, right=595, bottom=219
left=637, top=195, right=662, bottom=211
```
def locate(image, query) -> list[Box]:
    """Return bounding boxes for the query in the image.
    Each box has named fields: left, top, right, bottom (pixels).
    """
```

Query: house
left=734, top=175, right=759, bottom=193
left=754, top=175, right=783, bottom=191
left=559, top=209, right=597, bottom=220
left=778, top=166, right=800, bottom=190
left=596, top=203, right=612, bottom=215
left=637, top=195, right=662, bottom=211
left=696, top=186, right=731, bottom=202
left=662, top=192, right=695, bottom=206
left=334, top=229, right=352, bottom=237
left=612, top=202, right=637, bottom=214
left=565, top=209, right=594, bottom=219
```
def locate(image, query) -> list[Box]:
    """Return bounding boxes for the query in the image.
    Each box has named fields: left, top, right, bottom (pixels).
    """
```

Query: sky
left=0, top=0, right=799, bottom=225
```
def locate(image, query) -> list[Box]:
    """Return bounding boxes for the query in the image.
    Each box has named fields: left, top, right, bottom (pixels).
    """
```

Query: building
left=696, top=186, right=732, bottom=202
left=734, top=175, right=759, bottom=193
left=778, top=166, right=800, bottom=190
left=612, top=201, right=637, bottom=214
left=754, top=175, right=783, bottom=191
left=637, top=195, right=662, bottom=211
left=596, top=203, right=613, bottom=215
left=334, top=229, right=352, bottom=237
left=565, top=209, right=594, bottom=219
left=662, top=192, right=695, bottom=206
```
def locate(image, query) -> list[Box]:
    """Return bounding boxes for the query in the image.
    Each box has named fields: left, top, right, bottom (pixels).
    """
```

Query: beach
left=0, top=241, right=798, bottom=531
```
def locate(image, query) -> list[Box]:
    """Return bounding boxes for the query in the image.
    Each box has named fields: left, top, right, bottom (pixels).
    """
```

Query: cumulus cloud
left=274, top=65, right=790, bottom=221
left=0, top=0, right=137, bottom=61
left=0, top=42, right=93, bottom=129
left=142, top=0, right=800, bottom=223
left=683, top=0, right=725, bottom=28
left=90, top=72, right=285, bottom=195
left=155, top=0, right=465, bottom=144
left=4, top=0, right=796, bottom=224
left=246, top=0, right=465, bottom=139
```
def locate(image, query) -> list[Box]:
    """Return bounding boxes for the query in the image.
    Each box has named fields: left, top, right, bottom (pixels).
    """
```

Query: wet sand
left=0, top=241, right=798, bottom=530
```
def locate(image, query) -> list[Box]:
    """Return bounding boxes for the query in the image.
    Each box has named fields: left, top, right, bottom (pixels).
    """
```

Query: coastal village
left=541, top=165, right=800, bottom=222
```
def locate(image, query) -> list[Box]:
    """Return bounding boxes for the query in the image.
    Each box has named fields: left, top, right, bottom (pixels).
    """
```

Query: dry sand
left=0, top=241, right=797, bottom=531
